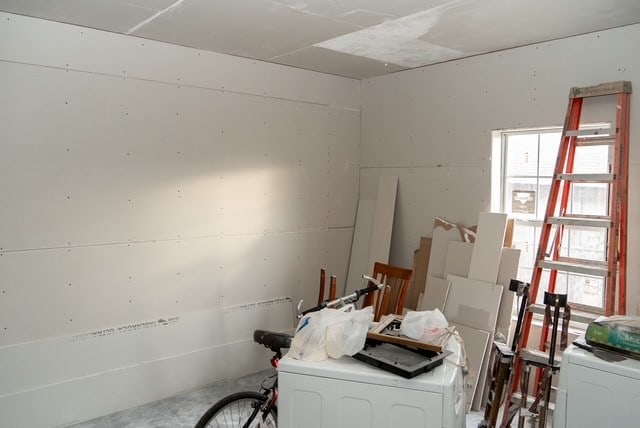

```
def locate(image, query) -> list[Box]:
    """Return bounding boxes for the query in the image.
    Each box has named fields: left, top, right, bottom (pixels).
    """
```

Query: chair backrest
left=362, top=262, right=413, bottom=322
left=317, top=268, right=337, bottom=305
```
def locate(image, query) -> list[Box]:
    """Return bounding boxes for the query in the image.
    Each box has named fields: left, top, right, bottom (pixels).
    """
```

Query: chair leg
left=318, top=268, right=326, bottom=306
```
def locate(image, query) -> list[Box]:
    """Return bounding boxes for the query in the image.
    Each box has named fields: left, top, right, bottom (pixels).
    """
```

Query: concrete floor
left=66, top=368, right=487, bottom=428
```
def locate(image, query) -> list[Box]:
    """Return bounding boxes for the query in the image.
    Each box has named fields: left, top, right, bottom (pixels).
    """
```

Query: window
left=492, top=126, right=611, bottom=313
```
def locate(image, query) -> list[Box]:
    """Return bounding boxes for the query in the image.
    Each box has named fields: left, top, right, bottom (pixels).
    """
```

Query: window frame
left=492, top=126, right=610, bottom=315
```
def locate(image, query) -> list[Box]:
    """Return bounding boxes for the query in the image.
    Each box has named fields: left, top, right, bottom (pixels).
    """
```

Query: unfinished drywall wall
left=0, top=12, right=359, bottom=427
left=360, top=24, right=640, bottom=315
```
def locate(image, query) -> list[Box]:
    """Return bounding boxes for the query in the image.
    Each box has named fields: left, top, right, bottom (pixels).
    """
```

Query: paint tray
left=353, top=341, right=451, bottom=379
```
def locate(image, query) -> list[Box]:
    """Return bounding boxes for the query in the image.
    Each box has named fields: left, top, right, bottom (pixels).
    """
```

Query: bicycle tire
left=195, top=391, right=277, bottom=428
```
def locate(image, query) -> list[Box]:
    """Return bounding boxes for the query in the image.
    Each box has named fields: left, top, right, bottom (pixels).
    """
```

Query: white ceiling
left=2, top=0, right=640, bottom=79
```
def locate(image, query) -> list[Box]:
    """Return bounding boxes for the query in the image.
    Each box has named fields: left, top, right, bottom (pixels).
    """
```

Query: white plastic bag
left=289, top=309, right=332, bottom=361
left=326, top=306, right=374, bottom=358
left=400, top=308, right=449, bottom=343
left=289, top=305, right=373, bottom=361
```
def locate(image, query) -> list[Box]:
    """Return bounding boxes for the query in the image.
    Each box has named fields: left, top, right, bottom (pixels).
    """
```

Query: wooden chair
left=362, top=262, right=413, bottom=322
left=317, top=268, right=337, bottom=305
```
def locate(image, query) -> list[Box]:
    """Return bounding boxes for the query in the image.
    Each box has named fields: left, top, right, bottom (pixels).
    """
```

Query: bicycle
left=194, top=275, right=385, bottom=428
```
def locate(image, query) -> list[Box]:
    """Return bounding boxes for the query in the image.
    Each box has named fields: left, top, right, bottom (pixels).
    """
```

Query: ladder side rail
left=605, top=101, right=621, bottom=316
left=609, top=91, right=631, bottom=315
left=618, top=92, right=630, bottom=314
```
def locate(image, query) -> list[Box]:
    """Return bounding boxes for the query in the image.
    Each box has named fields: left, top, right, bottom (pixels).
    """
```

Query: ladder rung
left=510, top=392, right=556, bottom=411
left=570, top=81, right=632, bottom=98
left=574, top=136, right=616, bottom=146
left=528, top=303, right=599, bottom=324
left=547, top=216, right=611, bottom=228
left=538, top=260, right=608, bottom=276
left=565, top=128, right=613, bottom=138
left=556, top=173, right=613, bottom=182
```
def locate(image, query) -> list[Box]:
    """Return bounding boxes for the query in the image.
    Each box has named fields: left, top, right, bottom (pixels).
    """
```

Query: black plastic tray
left=353, top=341, right=451, bottom=379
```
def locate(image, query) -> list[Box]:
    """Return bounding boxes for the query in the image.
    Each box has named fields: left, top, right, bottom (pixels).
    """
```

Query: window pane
left=567, top=275, right=604, bottom=308
left=536, top=178, right=552, bottom=219
left=570, top=184, right=609, bottom=216
left=538, top=132, right=561, bottom=176
left=572, top=145, right=610, bottom=174
left=560, top=228, right=607, bottom=262
left=505, top=134, right=538, bottom=177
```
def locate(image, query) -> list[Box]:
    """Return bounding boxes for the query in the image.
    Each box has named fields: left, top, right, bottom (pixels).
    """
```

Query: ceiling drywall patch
left=126, top=0, right=187, bottom=34
left=339, top=9, right=395, bottom=28
left=314, top=6, right=469, bottom=67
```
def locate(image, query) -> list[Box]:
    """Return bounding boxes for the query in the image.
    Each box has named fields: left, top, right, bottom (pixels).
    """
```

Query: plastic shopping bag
left=325, top=306, right=374, bottom=358
left=400, top=308, right=449, bottom=343
left=289, top=305, right=373, bottom=361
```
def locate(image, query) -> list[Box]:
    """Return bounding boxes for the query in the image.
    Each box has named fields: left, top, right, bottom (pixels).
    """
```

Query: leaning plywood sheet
left=418, top=276, right=450, bottom=312
left=406, top=237, right=431, bottom=310
left=443, top=241, right=474, bottom=279
left=468, top=212, right=508, bottom=283
left=366, top=175, right=398, bottom=272
left=345, top=200, right=375, bottom=294
left=426, top=217, right=462, bottom=280
left=443, top=275, right=503, bottom=332
left=453, top=323, right=490, bottom=413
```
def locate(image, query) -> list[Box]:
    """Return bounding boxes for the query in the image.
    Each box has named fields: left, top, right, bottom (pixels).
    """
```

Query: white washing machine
left=278, top=354, right=465, bottom=428
left=553, top=344, right=640, bottom=428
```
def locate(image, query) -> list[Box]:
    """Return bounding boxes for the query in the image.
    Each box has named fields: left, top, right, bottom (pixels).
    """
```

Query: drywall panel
left=0, top=299, right=292, bottom=427
left=0, top=229, right=351, bottom=345
left=443, top=275, right=503, bottom=332
left=327, top=108, right=360, bottom=228
left=0, top=61, right=356, bottom=250
left=0, top=12, right=360, bottom=109
left=468, top=212, right=508, bottom=283
left=452, top=323, right=490, bottom=412
left=443, top=241, right=474, bottom=279
left=419, top=276, right=450, bottom=312
left=0, top=298, right=293, bottom=397
left=344, top=200, right=375, bottom=295
left=367, top=175, right=398, bottom=270
left=496, top=248, right=522, bottom=338
left=427, top=218, right=463, bottom=279
left=360, top=24, right=640, bottom=315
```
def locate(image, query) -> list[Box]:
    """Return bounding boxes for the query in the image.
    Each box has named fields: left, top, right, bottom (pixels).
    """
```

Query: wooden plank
left=443, top=275, right=503, bottom=332
left=366, top=331, right=445, bottom=353
left=468, top=212, right=508, bottom=283
left=503, top=218, right=515, bottom=248
left=406, top=237, right=431, bottom=310
left=344, top=200, right=375, bottom=294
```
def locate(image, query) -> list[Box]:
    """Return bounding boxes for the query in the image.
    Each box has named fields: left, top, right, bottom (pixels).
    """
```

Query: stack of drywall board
left=418, top=213, right=520, bottom=411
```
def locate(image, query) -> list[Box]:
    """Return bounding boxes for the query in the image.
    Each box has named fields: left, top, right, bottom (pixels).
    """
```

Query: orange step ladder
left=500, top=81, right=631, bottom=427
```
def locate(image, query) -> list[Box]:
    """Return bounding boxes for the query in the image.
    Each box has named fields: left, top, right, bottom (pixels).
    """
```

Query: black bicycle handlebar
left=297, top=274, right=384, bottom=318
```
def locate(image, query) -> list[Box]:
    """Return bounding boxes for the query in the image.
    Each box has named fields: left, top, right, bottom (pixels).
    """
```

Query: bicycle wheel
left=195, top=391, right=277, bottom=428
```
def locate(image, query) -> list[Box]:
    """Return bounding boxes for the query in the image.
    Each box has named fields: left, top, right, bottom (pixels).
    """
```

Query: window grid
left=498, top=127, right=609, bottom=313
